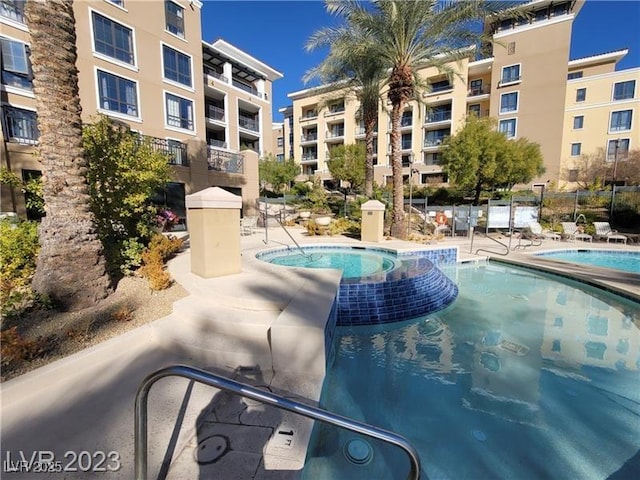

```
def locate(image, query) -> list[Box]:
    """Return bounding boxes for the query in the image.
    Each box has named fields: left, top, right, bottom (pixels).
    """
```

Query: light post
left=611, top=138, right=620, bottom=186
left=407, top=153, right=417, bottom=237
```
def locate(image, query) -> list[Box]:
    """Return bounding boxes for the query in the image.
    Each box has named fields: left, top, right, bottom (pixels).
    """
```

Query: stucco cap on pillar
left=186, top=187, right=242, bottom=209
left=361, top=200, right=386, bottom=212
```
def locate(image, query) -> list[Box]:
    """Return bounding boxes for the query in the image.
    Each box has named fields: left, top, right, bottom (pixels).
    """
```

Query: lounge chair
left=527, top=221, right=561, bottom=240
left=593, top=222, right=627, bottom=244
left=561, top=222, right=593, bottom=242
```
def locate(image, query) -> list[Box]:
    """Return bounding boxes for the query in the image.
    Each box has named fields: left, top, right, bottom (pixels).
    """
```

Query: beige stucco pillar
left=360, top=200, right=385, bottom=243
left=186, top=187, right=242, bottom=278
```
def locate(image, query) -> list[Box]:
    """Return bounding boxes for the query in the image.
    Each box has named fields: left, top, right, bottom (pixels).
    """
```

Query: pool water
left=303, top=262, right=640, bottom=479
left=263, top=248, right=398, bottom=279
left=535, top=250, right=640, bottom=274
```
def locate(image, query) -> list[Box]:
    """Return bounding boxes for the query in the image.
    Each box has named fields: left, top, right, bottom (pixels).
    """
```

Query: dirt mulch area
left=1, top=276, right=188, bottom=382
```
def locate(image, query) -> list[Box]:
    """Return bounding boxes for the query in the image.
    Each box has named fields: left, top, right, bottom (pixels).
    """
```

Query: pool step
left=153, top=296, right=277, bottom=370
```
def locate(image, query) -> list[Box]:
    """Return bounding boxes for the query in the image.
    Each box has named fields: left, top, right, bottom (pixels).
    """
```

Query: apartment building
left=272, top=122, right=285, bottom=160
left=1, top=0, right=282, bottom=218
left=283, top=0, right=638, bottom=191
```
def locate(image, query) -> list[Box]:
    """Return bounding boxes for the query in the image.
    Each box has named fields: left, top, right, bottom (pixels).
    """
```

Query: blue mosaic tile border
left=257, top=244, right=460, bottom=326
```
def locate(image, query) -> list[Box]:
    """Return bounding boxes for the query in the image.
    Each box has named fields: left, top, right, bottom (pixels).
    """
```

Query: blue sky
left=200, top=0, right=640, bottom=122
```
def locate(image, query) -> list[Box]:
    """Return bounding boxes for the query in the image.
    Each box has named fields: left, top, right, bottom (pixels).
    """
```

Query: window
left=0, top=0, right=25, bottom=23
left=162, top=45, right=191, bottom=87
left=92, top=12, right=134, bottom=64
left=570, top=143, right=581, bottom=156
left=499, top=118, right=517, bottom=138
left=2, top=106, right=38, bottom=143
left=500, top=92, right=518, bottom=113
left=610, top=110, right=632, bottom=132
left=613, top=80, right=635, bottom=101
left=567, top=71, right=583, bottom=80
left=165, top=1, right=184, bottom=38
left=1, top=37, right=31, bottom=89
left=468, top=104, right=481, bottom=117
left=573, top=115, right=584, bottom=129
left=576, top=88, right=586, bottom=102
left=166, top=93, right=193, bottom=130
left=430, top=79, right=452, bottom=92
left=106, top=0, right=124, bottom=6
left=469, top=79, right=483, bottom=95
left=500, top=64, right=520, bottom=84
left=607, top=139, right=630, bottom=161
left=401, top=132, right=412, bottom=150
left=401, top=110, right=412, bottom=126
left=277, top=137, right=284, bottom=147
left=97, top=70, right=138, bottom=116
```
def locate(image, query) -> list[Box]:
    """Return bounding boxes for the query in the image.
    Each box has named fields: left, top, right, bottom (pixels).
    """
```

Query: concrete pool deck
left=1, top=226, right=638, bottom=479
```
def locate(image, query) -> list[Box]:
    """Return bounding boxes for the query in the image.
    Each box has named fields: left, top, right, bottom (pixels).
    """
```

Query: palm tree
left=25, top=0, right=112, bottom=310
left=327, top=0, right=506, bottom=238
left=305, top=21, right=386, bottom=198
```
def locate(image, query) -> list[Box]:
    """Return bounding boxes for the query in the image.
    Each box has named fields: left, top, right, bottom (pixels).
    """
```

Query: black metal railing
left=3, top=107, right=39, bottom=145
left=139, top=135, right=188, bottom=166
left=426, top=111, right=452, bottom=123
left=207, top=147, right=244, bottom=173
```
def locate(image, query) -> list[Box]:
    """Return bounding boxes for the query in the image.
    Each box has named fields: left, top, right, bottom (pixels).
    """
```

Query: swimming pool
left=303, top=262, right=640, bottom=479
left=535, top=249, right=640, bottom=274
left=260, top=247, right=399, bottom=279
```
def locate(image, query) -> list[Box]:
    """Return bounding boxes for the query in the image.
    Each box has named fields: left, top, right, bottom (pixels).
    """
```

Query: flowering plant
left=155, top=208, right=180, bottom=231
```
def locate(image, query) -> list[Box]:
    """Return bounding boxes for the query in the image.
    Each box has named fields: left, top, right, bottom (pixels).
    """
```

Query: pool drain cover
left=344, top=438, right=373, bottom=465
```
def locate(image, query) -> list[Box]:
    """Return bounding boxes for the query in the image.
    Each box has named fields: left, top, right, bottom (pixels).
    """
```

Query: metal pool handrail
left=135, top=365, right=421, bottom=480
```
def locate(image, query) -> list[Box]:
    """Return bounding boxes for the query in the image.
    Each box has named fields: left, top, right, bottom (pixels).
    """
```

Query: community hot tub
left=257, top=246, right=459, bottom=326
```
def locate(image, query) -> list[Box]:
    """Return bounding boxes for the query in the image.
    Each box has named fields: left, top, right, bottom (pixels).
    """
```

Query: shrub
left=0, top=327, right=53, bottom=366
left=138, top=234, right=183, bottom=290
left=305, top=219, right=322, bottom=236
left=0, top=220, right=40, bottom=317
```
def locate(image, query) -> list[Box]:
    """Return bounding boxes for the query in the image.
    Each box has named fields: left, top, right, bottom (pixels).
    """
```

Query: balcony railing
left=301, top=153, right=318, bottom=162
left=238, top=115, right=259, bottom=132
left=424, top=137, right=447, bottom=147
left=3, top=108, right=39, bottom=145
left=425, top=111, right=452, bottom=123
left=207, top=147, right=244, bottom=173
left=207, top=105, right=225, bottom=122
left=324, top=107, right=345, bottom=116
left=299, top=112, right=318, bottom=122
left=209, top=139, right=227, bottom=149
left=301, top=133, right=318, bottom=142
left=326, top=128, right=345, bottom=139
left=232, top=79, right=263, bottom=98
left=468, top=85, right=491, bottom=96
left=429, top=83, right=453, bottom=93
left=141, top=136, right=188, bottom=166
left=355, top=126, right=378, bottom=136
left=204, top=67, right=228, bottom=83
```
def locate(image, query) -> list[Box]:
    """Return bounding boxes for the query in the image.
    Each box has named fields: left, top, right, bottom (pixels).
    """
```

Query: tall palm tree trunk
left=389, top=100, right=406, bottom=238
left=26, top=0, right=112, bottom=311
left=363, top=110, right=377, bottom=198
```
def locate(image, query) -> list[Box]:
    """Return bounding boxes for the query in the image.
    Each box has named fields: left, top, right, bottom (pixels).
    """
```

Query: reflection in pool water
left=303, top=262, right=640, bottom=479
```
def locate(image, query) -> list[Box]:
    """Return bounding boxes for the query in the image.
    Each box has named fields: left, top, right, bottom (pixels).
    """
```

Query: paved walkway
left=1, top=225, right=637, bottom=479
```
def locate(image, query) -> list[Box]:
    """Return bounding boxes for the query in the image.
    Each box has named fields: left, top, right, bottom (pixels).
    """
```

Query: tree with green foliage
left=440, top=116, right=545, bottom=204
left=325, top=0, right=510, bottom=238
left=305, top=14, right=386, bottom=198
left=327, top=144, right=366, bottom=194
left=258, top=155, right=299, bottom=194
left=83, top=116, right=172, bottom=273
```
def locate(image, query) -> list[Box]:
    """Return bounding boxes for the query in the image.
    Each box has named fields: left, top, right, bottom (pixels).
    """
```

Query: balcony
left=142, top=136, right=188, bottom=166
left=355, top=126, right=378, bottom=137
left=207, top=105, right=225, bottom=123
left=3, top=108, right=39, bottom=145
left=425, top=111, right=452, bottom=124
left=467, top=85, right=491, bottom=97
left=326, top=128, right=345, bottom=142
left=324, top=105, right=345, bottom=117
left=299, top=112, right=318, bottom=122
left=238, top=115, right=259, bottom=133
left=423, top=137, right=447, bottom=148
left=209, top=139, right=228, bottom=149
left=232, top=79, right=263, bottom=99
left=204, top=67, right=228, bottom=84
left=207, top=147, right=244, bottom=173
left=301, top=153, right=318, bottom=164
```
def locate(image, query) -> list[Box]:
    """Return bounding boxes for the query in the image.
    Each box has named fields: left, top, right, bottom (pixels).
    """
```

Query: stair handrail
left=471, top=229, right=510, bottom=256
left=275, top=213, right=314, bottom=259
left=135, top=364, right=421, bottom=480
